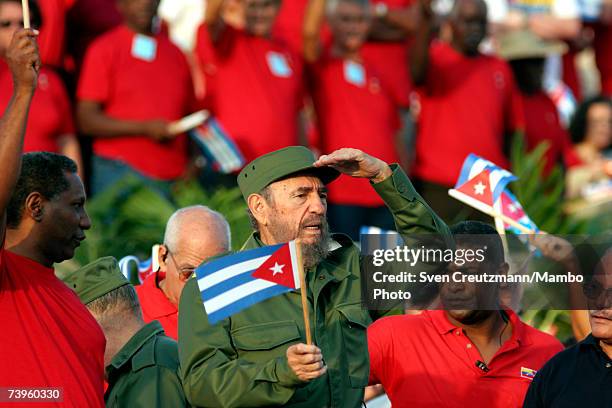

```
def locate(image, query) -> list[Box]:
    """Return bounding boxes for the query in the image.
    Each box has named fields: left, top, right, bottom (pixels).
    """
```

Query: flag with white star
left=195, top=241, right=301, bottom=324
left=454, top=154, right=517, bottom=204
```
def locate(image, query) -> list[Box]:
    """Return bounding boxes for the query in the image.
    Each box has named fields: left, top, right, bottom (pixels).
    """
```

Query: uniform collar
left=428, top=308, right=529, bottom=346
left=138, top=272, right=178, bottom=318
left=241, top=232, right=351, bottom=283
left=106, top=320, right=164, bottom=376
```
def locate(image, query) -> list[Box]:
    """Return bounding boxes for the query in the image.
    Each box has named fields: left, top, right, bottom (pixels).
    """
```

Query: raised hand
left=5, top=29, right=40, bottom=95
left=314, top=148, right=392, bottom=183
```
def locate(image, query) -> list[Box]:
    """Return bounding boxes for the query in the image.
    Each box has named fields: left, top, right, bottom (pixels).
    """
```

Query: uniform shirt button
left=319, top=275, right=326, bottom=280
left=456, top=330, right=461, bottom=336
left=466, top=344, right=472, bottom=349
left=606, top=363, right=611, bottom=368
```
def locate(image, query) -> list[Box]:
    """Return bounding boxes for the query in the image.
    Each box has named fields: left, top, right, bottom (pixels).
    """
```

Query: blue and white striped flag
left=455, top=154, right=517, bottom=204
left=196, top=241, right=301, bottom=324
left=190, top=118, right=245, bottom=174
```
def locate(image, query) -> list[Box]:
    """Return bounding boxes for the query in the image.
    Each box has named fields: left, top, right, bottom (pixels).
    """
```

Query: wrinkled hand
left=143, top=119, right=173, bottom=142
left=314, top=148, right=392, bottom=183
left=286, top=343, right=327, bottom=382
left=6, top=29, right=40, bottom=95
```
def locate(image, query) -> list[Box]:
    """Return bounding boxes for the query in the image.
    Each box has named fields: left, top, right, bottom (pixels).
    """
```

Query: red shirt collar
left=137, top=272, right=177, bottom=318
left=427, top=308, right=530, bottom=346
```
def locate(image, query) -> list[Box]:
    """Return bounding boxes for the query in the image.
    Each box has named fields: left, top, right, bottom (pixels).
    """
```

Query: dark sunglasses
left=0, top=20, right=24, bottom=29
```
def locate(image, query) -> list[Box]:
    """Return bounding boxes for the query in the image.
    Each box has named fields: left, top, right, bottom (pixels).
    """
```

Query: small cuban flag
left=454, top=154, right=518, bottom=206
left=500, top=190, right=539, bottom=234
left=196, top=241, right=301, bottom=324
left=118, top=245, right=160, bottom=283
left=189, top=117, right=245, bottom=174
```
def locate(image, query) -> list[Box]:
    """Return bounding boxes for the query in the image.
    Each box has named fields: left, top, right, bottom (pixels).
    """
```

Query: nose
left=309, top=194, right=326, bottom=216
left=81, top=209, right=92, bottom=231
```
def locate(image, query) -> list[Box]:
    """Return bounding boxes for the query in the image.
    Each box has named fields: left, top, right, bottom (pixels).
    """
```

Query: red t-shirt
left=0, top=62, right=74, bottom=153
left=414, top=41, right=523, bottom=186
left=195, top=25, right=304, bottom=162
left=309, top=50, right=403, bottom=207
left=361, top=0, right=414, bottom=106
left=272, top=0, right=309, bottom=56
left=135, top=272, right=178, bottom=340
left=368, top=310, right=563, bottom=408
left=78, top=25, right=193, bottom=179
left=0, top=248, right=105, bottom=407
left=520, top=91, right=581, bottom=174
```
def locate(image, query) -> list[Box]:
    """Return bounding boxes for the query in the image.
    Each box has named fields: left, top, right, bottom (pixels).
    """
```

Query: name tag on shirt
left=132, top=34, right=157, bottom=62
left=344, top=60, right=366, bottom=87
left=267, top=51, right=292, bottom=78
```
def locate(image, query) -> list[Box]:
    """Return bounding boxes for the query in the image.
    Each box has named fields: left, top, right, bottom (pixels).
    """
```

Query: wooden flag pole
left=295, top=239, right=312, bottom=345
left=21, top=0, right=30, bottom=29
left=448, top=189, right=543, bottom=235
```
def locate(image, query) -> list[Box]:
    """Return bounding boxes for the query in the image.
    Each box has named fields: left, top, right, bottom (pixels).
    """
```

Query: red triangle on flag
left=456, top=170, right=493, bottom=206
left=251, top=244, right=297, bottom=289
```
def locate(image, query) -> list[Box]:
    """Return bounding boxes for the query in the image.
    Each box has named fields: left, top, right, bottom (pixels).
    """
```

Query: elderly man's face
left=586, top=251, right=612, bottom=341
left=261, top=175, right=330, bottom=267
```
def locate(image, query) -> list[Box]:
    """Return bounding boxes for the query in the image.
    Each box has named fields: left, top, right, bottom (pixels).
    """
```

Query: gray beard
left=267, top=219, right=331, bottom=269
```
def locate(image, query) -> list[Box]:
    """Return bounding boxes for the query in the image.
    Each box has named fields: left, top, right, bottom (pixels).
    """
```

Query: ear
left=247, top=193, right=269, bottom=227
left=158, top=244, right=169, bottom=272
left=24, top=192, right=46, bottom=223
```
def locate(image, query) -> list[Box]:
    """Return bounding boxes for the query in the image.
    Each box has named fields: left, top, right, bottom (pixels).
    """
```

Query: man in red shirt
left=136, top=205, right=230, bottom=340
left=411, top=0, right=523, bottom=222
left=500, top=30, right=582, bottom=175
left=77, top=0, right=195, bottom=194
left=0, top=0, right=82, bottom=173
left=0, top=29, right=105, bottom=406
left=368, top=221, right=563, bottom=408
left=195, top=0, right=304, bottom=163
left=303, top=0, right=409, bottom=239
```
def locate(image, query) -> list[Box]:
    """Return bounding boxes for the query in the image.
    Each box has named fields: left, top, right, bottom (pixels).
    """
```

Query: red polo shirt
left=195, top=25, right=304, bottom=162
left=520, top=91, right=581, bottom=174
left=78, top=25, right=194, bottom=180
left=135, top=272, right=178, bottom=340
left=0, top=248, right=105, bottom=406
left=414, top=41, right=523, bottom=187
left=368, top=310, right=563, bottom=408
left=309, top=49, right=403, bottom=207
left=0, top=62, right=74, bottom=153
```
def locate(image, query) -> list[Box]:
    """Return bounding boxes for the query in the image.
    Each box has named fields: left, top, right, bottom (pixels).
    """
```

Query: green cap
left=63, top=256, right=129, bottom=305
left=237, top=146, right=340, bottom=201
left=498, top=30, right=567, bottom=61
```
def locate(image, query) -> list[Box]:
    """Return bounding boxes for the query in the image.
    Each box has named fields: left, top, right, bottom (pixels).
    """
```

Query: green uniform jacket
left=179, top=165, right=450, bottom=408
left=105, top=320, right=188, bottom=408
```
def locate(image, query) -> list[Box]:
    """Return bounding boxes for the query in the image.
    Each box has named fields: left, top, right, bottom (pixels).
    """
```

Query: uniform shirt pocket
left=336, top=304, right=372, bottom=388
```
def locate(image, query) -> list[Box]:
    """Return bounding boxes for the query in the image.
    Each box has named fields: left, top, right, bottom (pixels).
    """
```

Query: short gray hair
left=164, top=205, right=231, bottom=252
left=86, top=284, right=142, bottom=327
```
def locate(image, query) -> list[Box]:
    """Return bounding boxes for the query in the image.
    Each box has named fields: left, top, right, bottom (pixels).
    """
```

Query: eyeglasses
left=583, top=280, right=612, bottom=302
left=0, top=20, right=24, bottom=29
left=167, top=249, right=196, bottom=278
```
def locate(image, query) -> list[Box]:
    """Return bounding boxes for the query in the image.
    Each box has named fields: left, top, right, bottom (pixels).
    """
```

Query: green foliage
left=58, top=176, right=251, bottom=276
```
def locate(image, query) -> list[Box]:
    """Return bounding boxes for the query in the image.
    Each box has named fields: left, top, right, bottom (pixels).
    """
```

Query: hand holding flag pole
left=295, top=239, right=313, bottom=345
left=21, top=0, right=30, bottom=29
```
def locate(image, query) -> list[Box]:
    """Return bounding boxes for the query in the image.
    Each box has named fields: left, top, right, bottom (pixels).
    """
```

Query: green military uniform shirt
left=106, top=320, right=188, bottom=407
left=179, top=165, right=450, bottom=407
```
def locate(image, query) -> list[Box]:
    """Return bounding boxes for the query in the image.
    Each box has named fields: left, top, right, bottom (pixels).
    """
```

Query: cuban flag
left=196, top=241, right=301, bottom=324
left=454, top=154, right=517, bottom=206
left=500, top=190, right=539, bottom=234
left=119, top=245, right=160, bottom=283
left=189, top=118, right=245, bottom=174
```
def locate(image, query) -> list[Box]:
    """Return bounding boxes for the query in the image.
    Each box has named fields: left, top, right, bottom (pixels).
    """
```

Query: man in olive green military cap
left=64, top=256, right=188, bottom=407
left=179, top=147, right=451, bottom=407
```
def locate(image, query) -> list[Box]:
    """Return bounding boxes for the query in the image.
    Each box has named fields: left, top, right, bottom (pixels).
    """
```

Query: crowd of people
left=0, top=0, right=611, bottom=407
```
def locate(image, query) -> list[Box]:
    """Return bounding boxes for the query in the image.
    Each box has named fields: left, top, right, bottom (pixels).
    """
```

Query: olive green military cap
left=63, top=256, right=129, bottom=305
left=237, top=146, right=340, bottom=201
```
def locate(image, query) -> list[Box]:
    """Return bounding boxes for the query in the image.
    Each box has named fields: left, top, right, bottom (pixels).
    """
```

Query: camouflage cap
left=237, top=146, right=340, bottom=201
left=63, top=256, right=129, bottom=305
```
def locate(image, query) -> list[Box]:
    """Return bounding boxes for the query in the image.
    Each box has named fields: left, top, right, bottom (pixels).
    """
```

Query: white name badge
left=267, top=51, right=292, bottom=78
left=344, top=60, right=366, bottom=87
left=131, top=34, right=157, bottom=62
